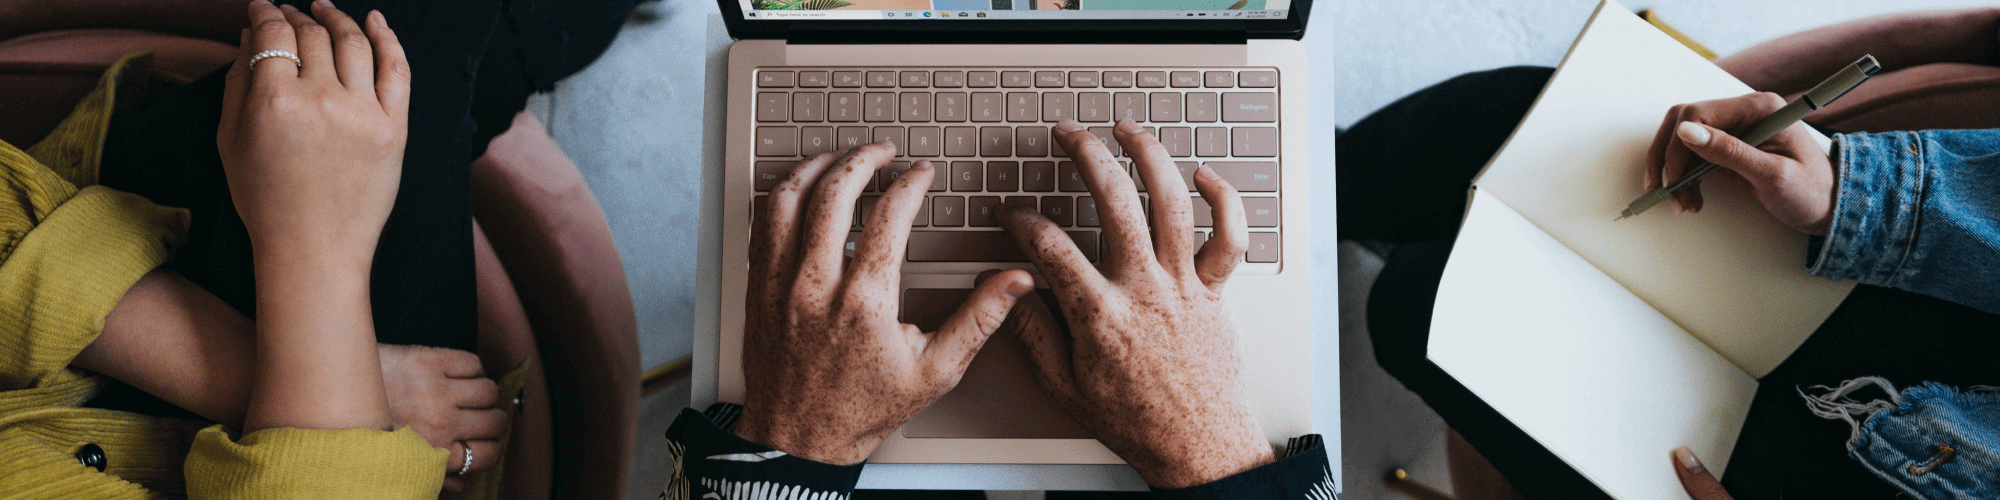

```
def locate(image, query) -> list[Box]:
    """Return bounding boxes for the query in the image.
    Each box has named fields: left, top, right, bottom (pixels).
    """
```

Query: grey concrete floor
left=533, top=0, right=1998, bottom=497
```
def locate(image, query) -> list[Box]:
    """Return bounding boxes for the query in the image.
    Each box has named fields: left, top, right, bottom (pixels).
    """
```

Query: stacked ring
left=248, top=50, right=303, bottom=70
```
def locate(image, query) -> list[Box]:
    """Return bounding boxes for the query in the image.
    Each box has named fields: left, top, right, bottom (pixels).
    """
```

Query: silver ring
left=458, top=443, right=474, bottom=475
left=248, top=49, right=302, bottom=70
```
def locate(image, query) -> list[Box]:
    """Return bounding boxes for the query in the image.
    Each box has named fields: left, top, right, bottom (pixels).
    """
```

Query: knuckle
left=254, top=20, right=293, bottom=37
left=297, top=23, right=329, bottom=39
left=337, top=31, right=372, bottom=51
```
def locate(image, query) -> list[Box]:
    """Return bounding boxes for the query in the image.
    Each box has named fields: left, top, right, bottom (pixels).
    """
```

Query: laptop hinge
left=785, top=27, right=1248, bottom=45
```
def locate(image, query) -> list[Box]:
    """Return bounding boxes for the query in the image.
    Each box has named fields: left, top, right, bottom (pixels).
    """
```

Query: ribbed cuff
left=1150, top=434, right=1336, bottom=500
left=1809, top=132, right=1927, bottom=287
left=184, top=425, right=446, bottom=500
left=665, top=403, right=865, bottom=498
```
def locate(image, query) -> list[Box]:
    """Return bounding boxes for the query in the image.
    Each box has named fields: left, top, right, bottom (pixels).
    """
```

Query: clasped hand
left=740, top=119, right=1273, bottom=488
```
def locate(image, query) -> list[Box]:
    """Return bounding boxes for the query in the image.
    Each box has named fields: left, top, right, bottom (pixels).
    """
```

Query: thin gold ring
left=248, top=50, right=302, bottom=70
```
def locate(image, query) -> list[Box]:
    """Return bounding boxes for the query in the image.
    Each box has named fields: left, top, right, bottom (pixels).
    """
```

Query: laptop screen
left=737, top=0, right=1294, bottom=21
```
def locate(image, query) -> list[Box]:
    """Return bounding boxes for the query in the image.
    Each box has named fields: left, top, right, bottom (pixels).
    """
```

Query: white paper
left=1430, top=191, right=1758, bottom=500
left=1472, top=0, right=1853, bottom=377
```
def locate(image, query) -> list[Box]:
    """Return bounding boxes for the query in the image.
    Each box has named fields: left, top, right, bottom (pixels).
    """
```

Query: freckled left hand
left=734, top=143, right=1034, bottom=465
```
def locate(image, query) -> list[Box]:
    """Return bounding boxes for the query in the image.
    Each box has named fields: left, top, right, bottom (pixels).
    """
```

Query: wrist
left=1131, top=432, right=1276, bottom=489
left=733, top=409, right=875, bottom=465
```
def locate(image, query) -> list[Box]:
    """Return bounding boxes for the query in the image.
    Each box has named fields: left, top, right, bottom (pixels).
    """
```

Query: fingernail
left=1115, top=119, right=1142, bottom=133
left=1674, top=447, right=1705, bottom=473
left=1004, top=276, right=1033, bottom=300
left=315, top=0, right=331, bottom=8
left=1054, top=120, right=1083, bottom=134
left=1195, top=165, right=1220, bottom=181
left=372, top=10, right=386, bottom=25
left=278, top=3, right=298, bottom=12
left=1677, top=121, right=1710, bottom=146
left=911, top=160, right=933, bottom=170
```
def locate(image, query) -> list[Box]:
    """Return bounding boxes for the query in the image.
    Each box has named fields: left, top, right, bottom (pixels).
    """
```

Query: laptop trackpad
left=899, top=289, right=1093, bottom=439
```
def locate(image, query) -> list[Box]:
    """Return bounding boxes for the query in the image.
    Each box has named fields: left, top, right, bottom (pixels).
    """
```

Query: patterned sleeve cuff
left=662, top=403, right=864, bottom=500
left=1150, top=434, right=1337, bottom=500
left=1808, top=132, right=1927, bottom=285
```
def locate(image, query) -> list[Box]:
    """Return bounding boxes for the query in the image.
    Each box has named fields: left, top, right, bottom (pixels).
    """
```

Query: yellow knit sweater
left=0, top=53, right=452, bottom=499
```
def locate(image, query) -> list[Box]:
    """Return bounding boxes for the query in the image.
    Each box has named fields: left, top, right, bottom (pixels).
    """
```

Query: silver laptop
left=701, top=0, right=1317, bottom=466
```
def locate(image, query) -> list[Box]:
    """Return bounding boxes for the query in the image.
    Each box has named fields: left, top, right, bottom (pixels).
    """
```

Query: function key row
left=759, top=70, right=1278, bottom=89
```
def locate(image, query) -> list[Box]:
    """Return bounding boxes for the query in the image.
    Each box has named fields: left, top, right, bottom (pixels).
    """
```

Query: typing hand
left=735, top=143, right=1035, bottom=465
left=1644, top=92, right=1835, bottom=235
left=1002, top=119, right=1273, bottom=489
left=1672, top=447, right=1735, bottom=500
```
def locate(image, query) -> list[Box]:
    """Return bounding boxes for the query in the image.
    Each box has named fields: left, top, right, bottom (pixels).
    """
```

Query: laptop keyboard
left=750, top=67, right=1282, bottom=265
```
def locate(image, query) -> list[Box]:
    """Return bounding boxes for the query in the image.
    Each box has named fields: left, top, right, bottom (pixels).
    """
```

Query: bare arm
left=79, top=269, right=254, bottom=428
left=1718, top=8, right=2000, bottom=95
left=0, top=0, right=248, bottom=42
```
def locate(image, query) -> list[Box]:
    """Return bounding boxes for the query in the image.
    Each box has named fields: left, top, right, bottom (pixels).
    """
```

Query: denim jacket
left=1810, top=129, right=2000, bottom=314
left=1804, top=378, right=2000, bottom=500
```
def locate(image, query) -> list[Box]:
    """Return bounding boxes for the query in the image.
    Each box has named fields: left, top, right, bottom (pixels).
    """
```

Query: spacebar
left=908, top=231, right=1029, bottom=262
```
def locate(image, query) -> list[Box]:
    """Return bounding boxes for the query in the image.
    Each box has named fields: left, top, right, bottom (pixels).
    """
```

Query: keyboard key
left=908, top=231, right=1029, bottom=262
left=1006, top=93, right=1040, bottom=122
left=1188, top=196, right=1214, bottom=227
left=1103, top=71, right=1134, bottom=88
left=908, top=127, right=942, bottom=157
left=1196, top=127, right=1228, bottom=157
left=1016, top=127, right=1050, bottom=157
left=837, top=126, right=869, bottom=150
left=901, top=71, right=931, bottom=88
left=1068, top=231, right=1099, bottom=261
left=971, top=93, right=1005, bottom=122
left=933, top=196, right=966, bottom=226
left=1232, top=127, right=1278, bottom=157
left=967, top=71, right=999, bottom=88
left=1113, top=93, right=1147, bottom=122
left=936, top=92, right=969, bottom=122
left=755, top=127, right=797, bottom=157
left=945, top=127, right=977, bottom=157
left=1246, top=232, right=1279, bottom=262
left=913, top=194, right=930, bottom=225
left=866, top=71, right=896, bottom=88
left=1022, top=161, right=1057, bottom=192
left=1077, top=196, right=1100, bottom=227
left=1001, top=71, right=1032, bottom=88
left=756, top=92, right=789, bottom=122
left=873, top=126, right=906, bottom=156
left=1194, top=230, right=1208, bottom=248
left=828, top=92, right=861, bottom=122
left=1043, top=93, right=1076, bottom=122
left=986, top=161, right=1019, bottom=191
left=792, top=92, right=826, bottom=122
left=864, top=93, right=895, bottom=122
left=1004, top=196, right=1038, bottom=213
left=969, top=196, right=1001, bottom=227
left=1136, top=161, right=1202, bottom=193
left=1042, top=196, right=1075, bottom=226
left=834, top=71, right=863, bottom=88
left=758, top=71, right=794, bottom=88
left=1205, top=71, right=1234, bottom=88
left=1205, top=161, right=1279, bottom=191
left=1223, top=93, right=1278, bottom=122
left=1069, top=71, right=1101, bottom=88
left=900, top=92, right=934, bottom=122
left=1158, top=127, right=1194, bottom=157
left=843, top=231, right=861, bottom=257
left=1185, top=92, right=1219, bottom=123
left=1035, top=71, right=1064, bottom=88
left=934, top=71, right=966, bottom=88
left=1077, top=93, right=1112, bottom=123
left=882, top=161, right=912, bottom=189
left=1239, top=71, right=1277, bottom=88
left=1243, top=198, right=1279, bottom=227
left=855, top=195, right=878, bottom=225
left=1149, top=92, right=1184, bottom=122
left=754, top=161, right=793, bottom=191
left=950, top=161, right=983, bottom=192
left=1171, top=71, right=1200, bottom=88
left=754, top=195, right=768, bottom=226
left=1086, top=126, right=1121, bottom=156
left=801, top=126, right=833, bottom=156
left=1057, top=162, right=1088, bottom=192
left=799, top=71, right=829, bottom=88
left=979, top=127, right=1013, bottom=157
left=1137, top=71, right=1169, bottom=88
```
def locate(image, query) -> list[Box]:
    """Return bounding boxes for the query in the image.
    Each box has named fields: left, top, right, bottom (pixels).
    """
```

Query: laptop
left=701, top=0, right=1318, bottom=468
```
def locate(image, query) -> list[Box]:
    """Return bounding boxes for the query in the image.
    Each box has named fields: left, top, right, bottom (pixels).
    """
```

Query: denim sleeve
left=660, top=403, right=865, bottom=500
left=1812, top=129, right=2000, bottom=314
left=1150, top=435, right=1337, bottom=500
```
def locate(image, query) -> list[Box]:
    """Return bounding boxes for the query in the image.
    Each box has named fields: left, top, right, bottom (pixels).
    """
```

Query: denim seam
left=1884, top=131, right=1931, bottom=288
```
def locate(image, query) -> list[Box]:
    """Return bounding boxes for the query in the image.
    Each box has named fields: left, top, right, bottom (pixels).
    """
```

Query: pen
left=1616, top=55, right=1881, bottom=221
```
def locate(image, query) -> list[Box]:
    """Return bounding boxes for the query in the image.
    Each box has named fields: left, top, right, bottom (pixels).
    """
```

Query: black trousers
left=1339, top=66, right=2000, bottom=499
left=98, top=0, right=636, bottom=351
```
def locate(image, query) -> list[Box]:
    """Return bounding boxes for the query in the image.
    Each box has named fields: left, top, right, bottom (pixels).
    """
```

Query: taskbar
left=747, top=9, right=1287, bottom=21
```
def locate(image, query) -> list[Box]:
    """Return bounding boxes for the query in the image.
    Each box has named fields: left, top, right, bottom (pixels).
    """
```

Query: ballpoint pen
left=1616, top=55, right=1880, bottom=221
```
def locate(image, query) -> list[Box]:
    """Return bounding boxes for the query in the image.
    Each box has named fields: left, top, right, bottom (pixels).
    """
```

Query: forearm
left=243, top=246, right=391, bottom=433
left=77, top=269, right=254, bottom=427
left=1719, top=8, right=2000, bottom=95
left=0, top=0, right=248, bottom=42
left=1813, top=129, right=2000, bottom=313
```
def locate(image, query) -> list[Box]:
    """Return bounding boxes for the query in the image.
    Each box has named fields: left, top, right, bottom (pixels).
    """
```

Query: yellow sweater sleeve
left=184, top=424, right=447, bottom=499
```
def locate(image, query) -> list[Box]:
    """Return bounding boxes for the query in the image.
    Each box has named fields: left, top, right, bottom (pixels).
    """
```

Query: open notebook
left=1425, top=1, right=1857, bottom=498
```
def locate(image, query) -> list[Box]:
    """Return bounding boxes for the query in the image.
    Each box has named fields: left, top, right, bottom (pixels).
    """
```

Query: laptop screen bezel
left=717, top=0, right=1313, bottom=42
